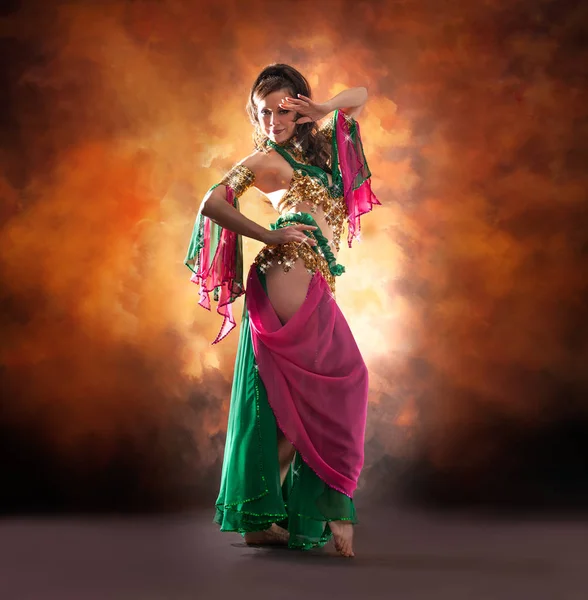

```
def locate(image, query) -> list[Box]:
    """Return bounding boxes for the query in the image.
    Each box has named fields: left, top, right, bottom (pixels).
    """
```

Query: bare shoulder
left=238, top=150, right=272, bottom=174
left=238, top=150, right=285, bottom=194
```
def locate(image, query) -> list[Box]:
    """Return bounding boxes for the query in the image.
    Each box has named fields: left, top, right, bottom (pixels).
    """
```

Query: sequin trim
left=319, top=119, right=335, bottom=145
left=274, top=212, right=345, bottom=277
left=254, top=241, right=336, bottom=294
left=253, top=212, right=345, bottom=293
left=217, top=507, right=287, bottom=518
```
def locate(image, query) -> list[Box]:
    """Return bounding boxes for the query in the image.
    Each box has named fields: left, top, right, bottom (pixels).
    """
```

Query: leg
left=243, top=430, right=291, bottom=545
left=263, top=260, right=356, bottom=558
left=243, top=432, right=294, bottom=547
left=264, top=256, right=314, bottom=324
left=266, top=259, right=308, bottom=487
left=277, top=429, right=296, bottom=485
left=244, top=263, right=309, bottom=548
left=328, top=521, right=355, bottom=558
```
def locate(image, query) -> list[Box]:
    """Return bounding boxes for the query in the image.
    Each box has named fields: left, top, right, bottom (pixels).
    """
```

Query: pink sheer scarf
left=335, top=111, right=382, bottom=247
left=246, top=266, right=369, bottom=497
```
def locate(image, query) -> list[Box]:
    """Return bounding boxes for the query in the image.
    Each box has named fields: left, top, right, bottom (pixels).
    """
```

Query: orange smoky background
left=1, top=0, right=587, bottom=511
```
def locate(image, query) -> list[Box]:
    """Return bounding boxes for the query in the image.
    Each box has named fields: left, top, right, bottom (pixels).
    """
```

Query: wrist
left=322, top=99, right=336, bottom=114
left=257, top=227, right=272, bottom=245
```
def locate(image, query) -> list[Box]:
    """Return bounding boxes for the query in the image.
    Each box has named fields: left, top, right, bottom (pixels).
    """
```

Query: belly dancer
left=185, top=63, right=380, bottom=558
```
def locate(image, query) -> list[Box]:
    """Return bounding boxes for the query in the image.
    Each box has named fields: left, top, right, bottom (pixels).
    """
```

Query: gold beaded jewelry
left=220, top=164, right=256, bottom=197
left=278, top=171, right=346, bottom=252
left=253, top=241, right=337, bottom=295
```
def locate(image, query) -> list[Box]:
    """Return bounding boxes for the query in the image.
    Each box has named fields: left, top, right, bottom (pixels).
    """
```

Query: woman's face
left=256, top=88, right=297, bottom=144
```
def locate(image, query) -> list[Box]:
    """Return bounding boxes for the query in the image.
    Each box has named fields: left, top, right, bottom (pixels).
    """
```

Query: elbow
left=199, top=195, right=212, bottom=218
left=199, top=186, right=226, bottom=219
left=200, top=196, right=213, bottom=218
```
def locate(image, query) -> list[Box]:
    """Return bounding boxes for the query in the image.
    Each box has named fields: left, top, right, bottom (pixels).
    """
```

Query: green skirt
left=214, top=270, right=357, bottom=550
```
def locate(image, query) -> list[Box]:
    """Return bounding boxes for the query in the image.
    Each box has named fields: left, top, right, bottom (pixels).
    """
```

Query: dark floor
left=1, top=506, right=587, bottom=599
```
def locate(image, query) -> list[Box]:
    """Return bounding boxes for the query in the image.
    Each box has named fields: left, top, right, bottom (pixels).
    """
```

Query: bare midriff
left=273, top=171, right=346, bottom=253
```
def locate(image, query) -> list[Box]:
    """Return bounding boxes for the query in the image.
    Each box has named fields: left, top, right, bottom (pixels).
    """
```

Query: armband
left=220, top=164, right=255, bottom=197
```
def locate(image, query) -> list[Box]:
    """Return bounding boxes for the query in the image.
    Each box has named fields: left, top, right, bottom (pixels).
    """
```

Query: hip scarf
left=246, top=216, right=369, bottom=497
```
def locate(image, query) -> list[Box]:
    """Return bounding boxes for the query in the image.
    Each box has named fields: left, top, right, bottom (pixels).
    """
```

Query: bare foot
left=244, top=524, right=290, bottom=546
left=329, top=520, right=355, bottom=557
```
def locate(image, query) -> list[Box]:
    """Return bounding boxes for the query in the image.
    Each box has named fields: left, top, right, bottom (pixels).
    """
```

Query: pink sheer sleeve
left=333, top=110, right=381, bottom=247
left=185, top=185, right=244, bottom=344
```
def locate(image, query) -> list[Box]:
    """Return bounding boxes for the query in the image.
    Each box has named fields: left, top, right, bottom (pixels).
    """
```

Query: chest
left=258, top=152, right=341, bottom=208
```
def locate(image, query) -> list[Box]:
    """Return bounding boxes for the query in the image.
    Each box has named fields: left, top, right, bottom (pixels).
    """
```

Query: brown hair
left=246, top=63, right=332, bottom=174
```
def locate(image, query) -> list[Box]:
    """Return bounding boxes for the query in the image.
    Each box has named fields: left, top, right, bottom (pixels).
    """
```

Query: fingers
left=280, top=97, right=310, bottom=110
left=287, top=95, right=312, bottom=105
left=294, top=224, right=318, bottom=232
left=287, top=95, right=311, bottom=105
left=285, top=232, right=316, bottom=245
left=282, top=98, right=309, bottom=105
left=277, top=224, right=318, bottom=246
left=288, top=236, right=315, bottom=246
left=280, top=102, right=308, bottom=112
left=297, top=233, right=317, bottom=246
left=279, top=96, right=317, bottom=124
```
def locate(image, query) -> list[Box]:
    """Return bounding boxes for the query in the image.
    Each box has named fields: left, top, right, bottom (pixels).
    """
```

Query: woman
left=185, top=64, right=380, bottom=558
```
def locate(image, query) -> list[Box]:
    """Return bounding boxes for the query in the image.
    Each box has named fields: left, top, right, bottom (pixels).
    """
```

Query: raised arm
left=278, top=86, right=368, bottom=123
left=322, top=87, right=368, bottom=120
left=280, top=86, right=380, bottom=248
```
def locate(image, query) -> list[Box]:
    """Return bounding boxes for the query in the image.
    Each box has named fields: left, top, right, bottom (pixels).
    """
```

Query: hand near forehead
left=279, top=94, right=330, bottom=125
